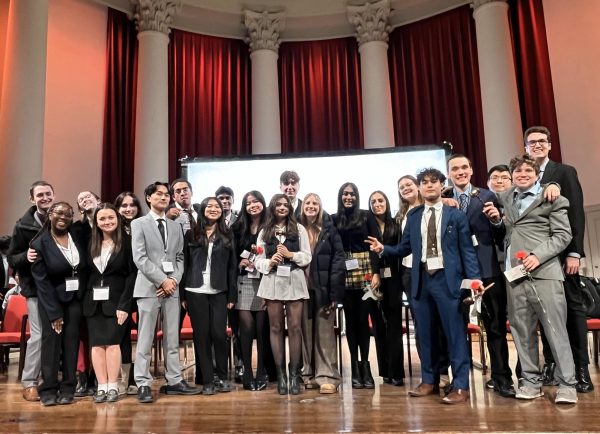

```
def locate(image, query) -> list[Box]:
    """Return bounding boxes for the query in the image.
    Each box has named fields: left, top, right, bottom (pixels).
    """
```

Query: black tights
left=266, top=300, right=303, bottom=368
left=344, top=290, right=372, bottom=363
left=238, top=310, right=267, bottom=379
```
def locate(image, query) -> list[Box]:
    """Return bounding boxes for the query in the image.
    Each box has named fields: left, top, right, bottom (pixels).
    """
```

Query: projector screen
left=183, top=146, right=448, bottom=216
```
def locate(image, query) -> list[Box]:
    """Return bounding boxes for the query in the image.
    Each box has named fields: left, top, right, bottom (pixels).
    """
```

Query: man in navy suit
left=367, top=168, right=482, bottom=404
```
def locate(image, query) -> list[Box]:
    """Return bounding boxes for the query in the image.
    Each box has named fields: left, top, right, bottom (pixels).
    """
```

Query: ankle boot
left=351, top=361, right=364, bottom=389
left=276, top=366, right=288, bottom=395
left=576, top=366, right=594, bottom=393
left=362, top=361, right=375, bottom=389
left=289, top=363, right=301, bottom=395
left=118, top=363, right=131, bottom=396
left=541, top=362, right=559, bottom=386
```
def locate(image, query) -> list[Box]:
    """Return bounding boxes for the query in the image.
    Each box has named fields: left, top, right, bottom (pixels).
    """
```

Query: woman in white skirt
left=255, top=194, right=311, bottom=395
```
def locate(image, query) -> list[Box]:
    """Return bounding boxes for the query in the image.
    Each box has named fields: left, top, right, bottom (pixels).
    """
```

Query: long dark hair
left=189, top=197, right=232, bottom=247
left=261, top=194, right=299, bottom=242
left=231, top=190, right=266, bottom=248
left=335, top=182, right=364, bottom=231
left=369, top=191, right=399, bottom=241
left=90, top=203, right=124, bottom=258
left=396, top=175, right=423, bottom=222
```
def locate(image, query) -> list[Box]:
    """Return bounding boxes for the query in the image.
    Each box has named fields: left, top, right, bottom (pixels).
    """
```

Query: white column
left=132, top=0, right=179, bottom=196
left=0, top=0, right=48, bottom=233
left=348, top=0, right=395, bottom=149
left=472, top=0, right=522, bottom=166
left=244, top=10, right=285, bottom=155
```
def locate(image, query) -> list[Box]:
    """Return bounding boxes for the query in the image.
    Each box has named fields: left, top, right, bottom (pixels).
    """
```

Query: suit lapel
left=516, top=193, right=544, bottom=222
left=540, top=160, right=556, bottom=184
left=441, top=206, right=450, bottom=241
left=412, top=207, right=424, bottom=262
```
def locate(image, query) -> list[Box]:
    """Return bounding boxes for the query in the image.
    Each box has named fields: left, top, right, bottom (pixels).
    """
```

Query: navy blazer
left=382, top=204, right=481, bottom=300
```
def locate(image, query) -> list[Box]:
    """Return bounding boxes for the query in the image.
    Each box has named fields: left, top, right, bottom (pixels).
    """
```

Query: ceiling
left=97, top=0, right=469, bottom=40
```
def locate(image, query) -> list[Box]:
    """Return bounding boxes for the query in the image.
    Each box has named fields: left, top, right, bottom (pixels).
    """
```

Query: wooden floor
left=1, top=337, right=600, bottom=433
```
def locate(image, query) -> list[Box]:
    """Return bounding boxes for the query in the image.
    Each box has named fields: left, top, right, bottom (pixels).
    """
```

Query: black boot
left=351, top=361, right=364, bottom=389
left=276, top=366, right=288, bottom=395
left=575, top=366, right=594, bottom=393
left=362, top=361, right=375, bottom=389
left=75, top=371, right=89, bottom=397
left=289, top=363, right=301, bottom=395
left=541, top=362, right=559, bottom=386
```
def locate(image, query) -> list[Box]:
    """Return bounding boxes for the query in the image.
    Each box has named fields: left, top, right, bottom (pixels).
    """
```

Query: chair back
left=1, top=295, right=28, bottom=333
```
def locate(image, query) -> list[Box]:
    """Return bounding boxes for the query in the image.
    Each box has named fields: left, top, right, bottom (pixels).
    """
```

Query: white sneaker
left=555, top=386, right=578, bottom=404
left=515, top=385, right=543, bottom=400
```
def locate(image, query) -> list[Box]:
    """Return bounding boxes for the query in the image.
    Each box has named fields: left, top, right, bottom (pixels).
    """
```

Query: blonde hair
left=300, top=193, right=323, bottom=250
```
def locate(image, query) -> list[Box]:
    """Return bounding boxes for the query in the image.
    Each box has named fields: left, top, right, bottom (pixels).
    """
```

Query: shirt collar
left=149, top=209, right=166, bottom=221
left=426, top=201, right=444, bottom=212
left=453, top=183, right=472, bottom=199
left=516, top=182, right=542, bottom=196
left=539, top=158, right=550, bottom=172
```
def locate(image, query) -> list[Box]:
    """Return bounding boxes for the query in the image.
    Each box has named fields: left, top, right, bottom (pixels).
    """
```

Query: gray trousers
left=21, top=297, right=42, bottom=388
left=507, top=278, right=576, bottom=388
left=301, top=299, right=341, bottom=387
left=134, top=296, right=182, bottom=387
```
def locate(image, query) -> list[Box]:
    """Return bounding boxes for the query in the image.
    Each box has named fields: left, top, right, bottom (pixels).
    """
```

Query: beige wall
left=543, top=0, right=600, bottom=207
left=43, top=0, right=107, bottom=208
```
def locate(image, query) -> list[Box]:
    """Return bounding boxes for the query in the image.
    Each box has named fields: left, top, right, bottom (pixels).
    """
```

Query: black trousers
left=480, top=275, right=512, bottom=384
left=186, top=291, right=228, bottom=384
left=38, top=300, right=82, bottom=399
left=343, top=290, right=373, bottom=362
left=541, top=274, right=589, bottom=367
left=380, top=278, right=405, bottom=380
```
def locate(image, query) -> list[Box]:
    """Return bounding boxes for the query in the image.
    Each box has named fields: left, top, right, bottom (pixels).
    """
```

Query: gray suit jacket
left=131, top=214, right=184, bottom=298
left=496, top=185, right=572, bottom=281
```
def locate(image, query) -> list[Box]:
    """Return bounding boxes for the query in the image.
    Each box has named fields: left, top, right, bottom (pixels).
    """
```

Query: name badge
left=240, top=250, right=251, bottom=259
left=247, top=268, right=260, bottom=279
left=471, top=235, right=479, bottom=247
left=93, top=286, right=109, bottom=301
left=504, top=265, right=527, bottom=283
left=162, top=261, right=174, bottom=273
left=345, top=259, right=359, bottom=271
left=277, top=265, right=291, bottom=277
left=426, top=257, right=444, bottom=271
left=381, top=267, right=392, bottom=278
left=65, top=277, right=79, bottom=292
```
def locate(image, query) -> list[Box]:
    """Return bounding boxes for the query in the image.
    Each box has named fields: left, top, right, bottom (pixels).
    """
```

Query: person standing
left=8, top=181, right=55, bottom=401
left=279, top=171, right=302, bottom=219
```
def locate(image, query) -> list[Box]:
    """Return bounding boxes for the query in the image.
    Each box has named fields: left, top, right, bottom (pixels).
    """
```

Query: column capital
left=347, top=0, right=392, bottom=46
left=471, top=0, right=507, bottom=11
left=243, top=10, right=286, bottom=53
left=131, top=0, right=180, bottom=34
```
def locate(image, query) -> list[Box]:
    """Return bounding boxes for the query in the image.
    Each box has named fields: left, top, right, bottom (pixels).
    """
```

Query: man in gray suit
left=132, top=182, right=200, bottom=403
left=483, top=155, right=577, bottom=404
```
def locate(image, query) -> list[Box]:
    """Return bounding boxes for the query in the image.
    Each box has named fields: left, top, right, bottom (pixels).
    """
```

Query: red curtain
left=388, top=5, right=486, bottom=184
left=279, top=38, right=364, bottom=153
left=509, top=0, right=561, bottom=161
left=101, top=8, right=138, bottom=202
left=168, top=29, right=251, bottom=179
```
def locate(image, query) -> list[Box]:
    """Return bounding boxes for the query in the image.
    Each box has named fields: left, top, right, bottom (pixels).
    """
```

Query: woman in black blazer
left=31, top=202, right=88, bottom=406
left=299, top=193, right=345, bottom=394
left=84, top=203, right=136, bottom=403
left=183, top=197, right=237, bottom=395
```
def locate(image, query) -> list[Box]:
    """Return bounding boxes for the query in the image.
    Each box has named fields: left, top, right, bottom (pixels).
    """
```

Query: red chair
left=180, top=314, right=194, bottom=368
left=0, top=294, right=30, bottom=379
left=587, top=318, right=600, bottom=365
left=466, top=322, right=487, bottom=375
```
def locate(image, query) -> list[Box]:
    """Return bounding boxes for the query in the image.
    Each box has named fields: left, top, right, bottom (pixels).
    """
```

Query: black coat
left=7, top=206, right=43, bottom=298
left=83, top=236, right=136, bottom=318
left=31, top=230, right=88, bottom=322
left=307, top=218, right=346, bottom=307
left=183, top=235, right=238, bottom=304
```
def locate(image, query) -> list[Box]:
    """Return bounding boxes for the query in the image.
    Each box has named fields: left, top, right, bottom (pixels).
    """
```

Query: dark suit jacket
left=83, top=236, right=137, bottom=317
left=383, top=204, right=481, bottom=300
left=31, top=230, right=88, bottom=322
left=7, top=206, right=43, bottom=298
left=293, top=199, right=303, bottom=220
left=540, top=160, right=585, bottom=257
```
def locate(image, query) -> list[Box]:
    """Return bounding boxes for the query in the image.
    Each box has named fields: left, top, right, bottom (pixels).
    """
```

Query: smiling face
left=341, top=186, right=357, bottom=209
left=302, top=195, right=321, bottom=221
left=525, top=131, right=551, bottom=162
left=487, top=170, right=512, bottom=193
left=96, top=208, right=119, bottom=236
left=204, top=199, right=223, bottom=224
left=147, top=185, right=170, bottom=214
left=512, top=163, right=538, bottom=191
left=50, top=204, right=74, bottom=235
left=369, top=192, right=386, bottom=217
left=448, top=156, right=473, bottom=190
left=31, top=185, right=55, bottom=214
left=398, top=177, right=419, bottom=205
left=118, top=195, right=139, bottom=221
left=172, top=181, right=192, bottom=209
left=274, top=197, right=291, bottom=222
left=77, top=191, right=99, bottom=213
left=245, top=194, right=263, bottom=217
left=280, top=180, right=299, bottom=201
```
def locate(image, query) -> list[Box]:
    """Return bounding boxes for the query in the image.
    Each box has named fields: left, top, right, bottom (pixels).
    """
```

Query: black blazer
left=307, top=217, right=346, bottom=307
left=541, top=160, right=585, bottom=257
left=7, top=206, right=43, bottom=298
left=183, top=235, right=238, bottom=304
left=83, top=236, right=137, bottom=317
left=31, top=230, right=88, bottom=322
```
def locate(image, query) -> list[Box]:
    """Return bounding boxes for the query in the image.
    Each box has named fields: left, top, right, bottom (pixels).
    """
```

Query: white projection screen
left=183, top=146, right=448, bottom=216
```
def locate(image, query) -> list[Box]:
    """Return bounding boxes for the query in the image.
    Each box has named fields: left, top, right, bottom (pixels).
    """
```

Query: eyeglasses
left=490, top=175, right=511, bottom=182
left=526, top=139, right=549, bottom=147
left=52, top=210, right=74, bottom=219
left=174, top=187, right=190, bottom=195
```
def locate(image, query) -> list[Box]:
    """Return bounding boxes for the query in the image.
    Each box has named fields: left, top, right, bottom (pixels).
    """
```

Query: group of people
left=5, top=125, right=590, bottom=407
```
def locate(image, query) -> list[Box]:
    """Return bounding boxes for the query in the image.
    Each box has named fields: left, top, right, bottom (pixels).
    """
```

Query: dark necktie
left=426, top=207, right=437, bottom=257
left=157, top=218, right=166, bottom=249
left=459, top=193, right=468, bottom=213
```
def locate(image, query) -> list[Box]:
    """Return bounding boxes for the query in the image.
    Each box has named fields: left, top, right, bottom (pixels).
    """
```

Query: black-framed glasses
left=526, top=139, right=549, bottom=147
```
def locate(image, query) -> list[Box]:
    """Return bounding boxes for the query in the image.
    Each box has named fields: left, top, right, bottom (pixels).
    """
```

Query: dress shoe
left=361, top=361, right=375, bottom=389
left=409, top=383, right=440, bottom=397
left=137, top=386, right=153, bottom=403
left=75, top=371, right=90, bottom=397
left=40, top=394, right=57, bottom=407
left=214, top=379, right=231, bottom=393
left=22, top=386, right=40, bottom=402
left=202, top=385, right=215, bottom=395
left=486, top=379, right=497, bottom=390
left=382, top=377, right=392, bottom=384
left=57, top=394, right=74, bottom=405
left=235, top=365, right=244, bottom=384
left=541, top=362, right=559, bottom=386
left=351, top=361, right=364, bottom=389
left=391, top=378, right=405, bottom=387
left=164, top=380, right=202, bottom=395
left=442, top=388, right=470, bottom=404
left=277, top=366, right=288, bottom=395
left=319, top=383, right=337, bottom=394
left=254, top=378, right=268, bottom=391
left=242, top=370, right=256, bottom=391
left=106, top=389, right=119, bottom=403
left=93, top=390, right=107, bottom=403
left=494, top=382, right=516, bottom=398
left=575, top=366, right=594, bottom=393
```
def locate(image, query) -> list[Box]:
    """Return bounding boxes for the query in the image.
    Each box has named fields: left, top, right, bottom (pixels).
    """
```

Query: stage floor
left=0, top=337, right=598, bottom=433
